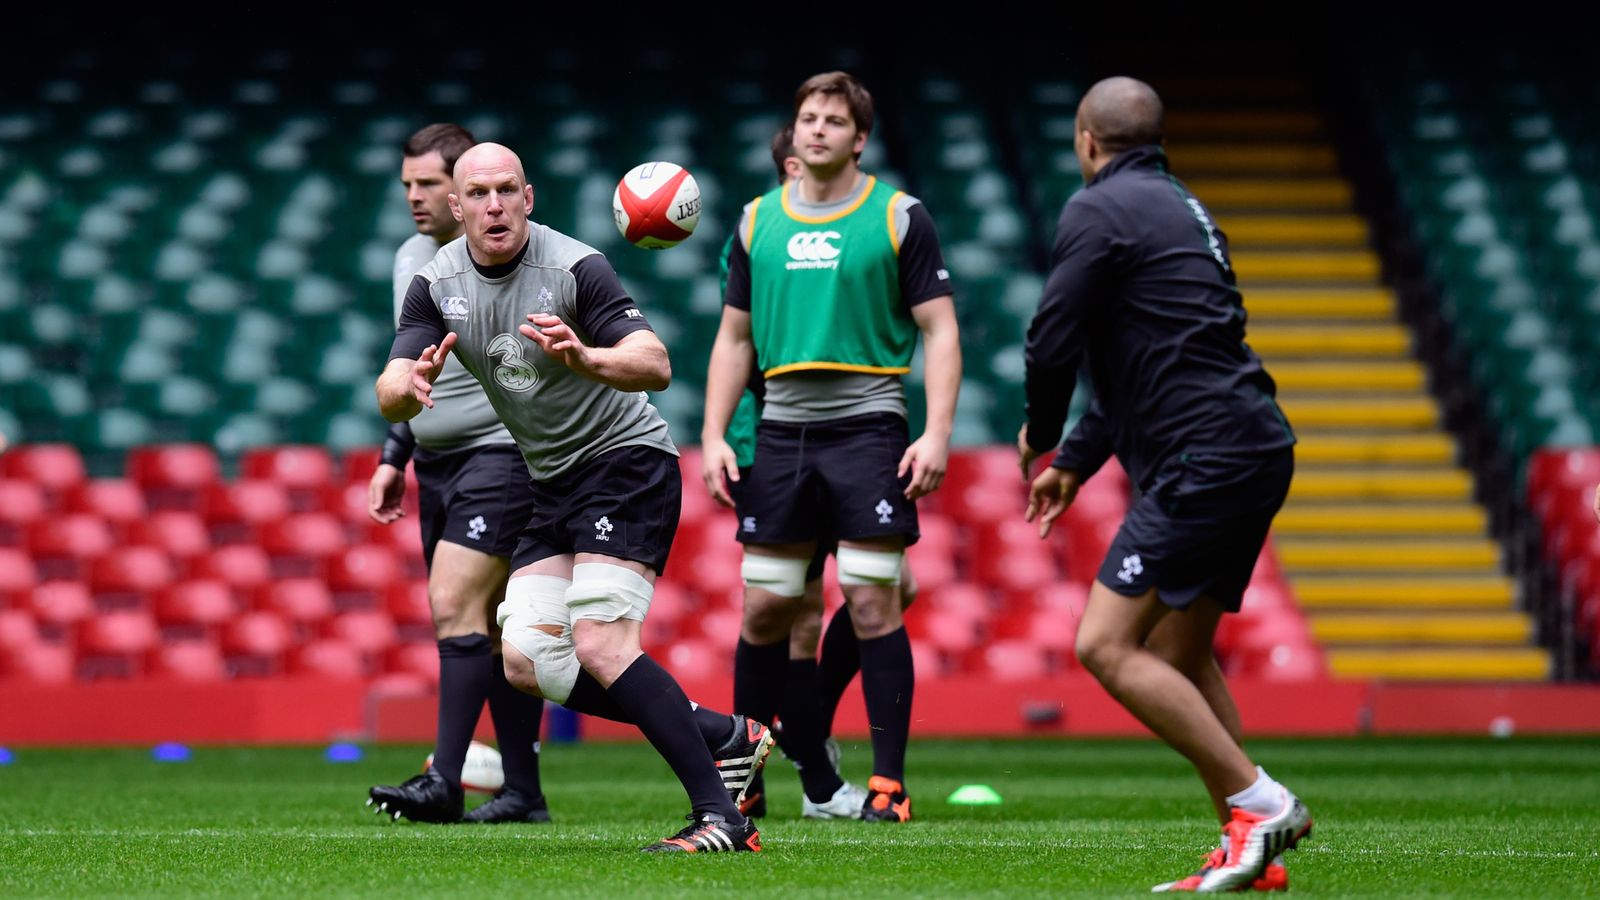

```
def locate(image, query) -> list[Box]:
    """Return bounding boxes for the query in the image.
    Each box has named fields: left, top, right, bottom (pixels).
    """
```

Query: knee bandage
left=497, top=575, right=579, bottom=704
left=566, top=562, right=653, bottom=623
left=836, top=547, right=904, bottom=586
left=740, top=552, right=809, bottom=598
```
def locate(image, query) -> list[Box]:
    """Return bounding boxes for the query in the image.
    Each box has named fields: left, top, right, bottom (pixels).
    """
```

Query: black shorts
left=735, top=412, right=920, bottom=549
left=511, top=445, right=681, bottom=575
left=729, top=467, right=830, bottom=581
left=1098, top=448, right=1294, bottom=612
left=414, top=444, right=536, bottom=568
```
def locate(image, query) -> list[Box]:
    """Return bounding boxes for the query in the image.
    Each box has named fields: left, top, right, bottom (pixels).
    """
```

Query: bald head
left=448, top=142, right=534, bottom=265
left=1077, top=77, right=1164, bottom=155
left=453, top=141, right=527, bottom=187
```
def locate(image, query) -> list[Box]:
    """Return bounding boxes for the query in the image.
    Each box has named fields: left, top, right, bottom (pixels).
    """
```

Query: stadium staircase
left=1161, top=80, right=1546, bottom=680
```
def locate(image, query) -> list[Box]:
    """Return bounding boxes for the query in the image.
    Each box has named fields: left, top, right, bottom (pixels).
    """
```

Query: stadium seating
left=13, top=51, right=1514, bottom=690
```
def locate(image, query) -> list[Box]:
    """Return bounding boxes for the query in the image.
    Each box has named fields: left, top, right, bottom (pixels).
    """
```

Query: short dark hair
left=771, top=123, right=796, bottom=182
left=794, top=71, right=874, bottom=137
left=1079, top=78, right=1164, bottom=155
left=402, top=123, right=477, bottom=175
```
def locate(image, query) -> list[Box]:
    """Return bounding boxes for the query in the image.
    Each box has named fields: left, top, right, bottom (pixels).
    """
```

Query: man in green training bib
left=701, top=71, right=961, bottom=823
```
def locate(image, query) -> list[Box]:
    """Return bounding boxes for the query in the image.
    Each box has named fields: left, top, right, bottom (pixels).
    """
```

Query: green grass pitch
left=2, top=737, right=1598, bottom=897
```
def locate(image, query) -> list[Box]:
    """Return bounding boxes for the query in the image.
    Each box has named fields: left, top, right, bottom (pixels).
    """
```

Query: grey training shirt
left=389, top=225, right=677, bottom=482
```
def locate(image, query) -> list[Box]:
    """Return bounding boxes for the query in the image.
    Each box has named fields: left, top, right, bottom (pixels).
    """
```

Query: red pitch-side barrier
left=6, top=677, right=1600, bottom=744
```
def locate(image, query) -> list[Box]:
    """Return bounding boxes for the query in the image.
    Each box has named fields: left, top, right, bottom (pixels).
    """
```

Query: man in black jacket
left=1018, top=76, right=1312, bottom=893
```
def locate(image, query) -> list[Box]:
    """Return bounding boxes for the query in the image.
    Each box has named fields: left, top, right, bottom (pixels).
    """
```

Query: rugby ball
left=424, top=740, right=504, bottom=794
left=612, top=161, right=701, bottom=249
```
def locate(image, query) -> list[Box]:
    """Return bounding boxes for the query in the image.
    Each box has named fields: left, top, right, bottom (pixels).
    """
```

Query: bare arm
left=901, top=295, right=960, bottom=499
left=519, top=315, right=670, bottom=392
left=700, top=306, right=756, bottom=508
left=376, top=333, right=457, bottom=423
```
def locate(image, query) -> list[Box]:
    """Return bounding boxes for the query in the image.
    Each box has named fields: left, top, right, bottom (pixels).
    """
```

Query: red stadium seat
left=904, top=541, right=957, bottom=593
left=680, top=542, right=743, bottom=600
left=77, top=609, right=162, bottom=678
left=909, top=638, right=944, bottom=680
left=222, top=611, right=295, bottom=675
left=325, top=481, right=372, bottom=524
left=0, top=443, right=86, bottom=494
left=982, top=547, right=1061, bottom=593
left=1011, top=582, right=1090, bottom=617
left=192, top=545, right=274, bottom=597
left=27, top=581, right=94, bottom=628
left=691, top=606, right=743, bottom=645
left=260, top=514, right=348, bottom=577
left=327, top=544, right=404, bottom=595
left=133, top=510, right=212, bottom=562
left=147, top=639, right=227, bottom=681
left=666, top=512, right=737, bottom=577
left=90, top=546, right=177, bottom=597
left=924, top=609, right=985, bottom=656
left=126, top=444, right=222, bottom=491
left=942, top=478, right=1027, bottom=525
left=366, top=517, right=425, bottom=559
left=291, top=639, right=368, bottom=679
left=78, top=609, right=162, bottom=654
left=155, top=580, right=240, bottom=629
left=1229, top=637, right=1325, bottom=681
left=991, top=607, right=1079, bottom=662
left=920, top=581, right=993, bottom=624
left=341, top=447, right=383, bottom=486
left=663, top=638, right=728, bottom=682
left=384, top=642, right=440, bottom=683
left=642, top=579, right=690, bottom=646
left=64, top=479, right=148, bottom=526
left=325, top=610, right=399, bottom=656
left=0, top=547, right=38, bottom=604
left=1062, top=516, right=1121, bottom=584
left=241, top=445, right=336, bottom=491
left=203, top=479, right=293, bottom=528
left=0, top=608, right=41, bottom=651
left=385, top=580, right=434, bottom=628
left=1527, top=448, right=1600, bottom=512
left=262, top=577, right=336, bottom=626
left=260, top=512, right=348, bottom=557
left=0, top=479, right=49, bottom=533
left=1, top=641, right=74, bottom=683
left=26, top=514, right=115, bottom=561
left=943, top=447, right=1019, bottom=496
left=981, top=639, right=1052, bottom=681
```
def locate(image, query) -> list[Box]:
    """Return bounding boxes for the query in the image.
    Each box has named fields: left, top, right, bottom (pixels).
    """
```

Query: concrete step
left=1291, top=575, right=1516, bottom=610
left=1289, top=468, right=1472, bottom=501
left=1326, top=647, right=1549, bottom=680
left=1275, top=503, right=1487, bottom=536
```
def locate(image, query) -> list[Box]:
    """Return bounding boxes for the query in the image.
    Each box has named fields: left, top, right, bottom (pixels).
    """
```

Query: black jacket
left=1023, top=145, right=1294, bottom=491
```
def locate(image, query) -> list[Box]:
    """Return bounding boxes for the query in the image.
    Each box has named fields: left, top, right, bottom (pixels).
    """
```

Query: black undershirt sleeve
left=723, top=237, right=752, bottom=312
left=898, top=202, right=955, bottom=308
left=571, top=254, right=655, bottom=347
left=388, top=275, right=448, bottom=362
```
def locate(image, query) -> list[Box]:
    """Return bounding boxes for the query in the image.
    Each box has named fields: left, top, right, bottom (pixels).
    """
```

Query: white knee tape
left=566, top=562, right=653, bottom=623
left=836, top=547, right=904, bottom=586
left=741, top=553, right=809, bottom=597
left=498, top=575, right=579, bottom=704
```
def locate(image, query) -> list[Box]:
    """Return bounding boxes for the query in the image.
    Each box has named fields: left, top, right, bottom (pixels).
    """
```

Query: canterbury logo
left=440, top=296, right=469, bottom=320
left=785, top=231, right=842, bottom=270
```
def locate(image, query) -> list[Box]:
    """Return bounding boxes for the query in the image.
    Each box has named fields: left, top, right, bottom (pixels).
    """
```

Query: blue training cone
left=152, top=743, right=192, bottom=762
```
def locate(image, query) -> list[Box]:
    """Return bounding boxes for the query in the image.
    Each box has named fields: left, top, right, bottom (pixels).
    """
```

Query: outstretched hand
left=410, top=332, right=457, bottom=409
left=520, top=313, right=595, bottom=377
